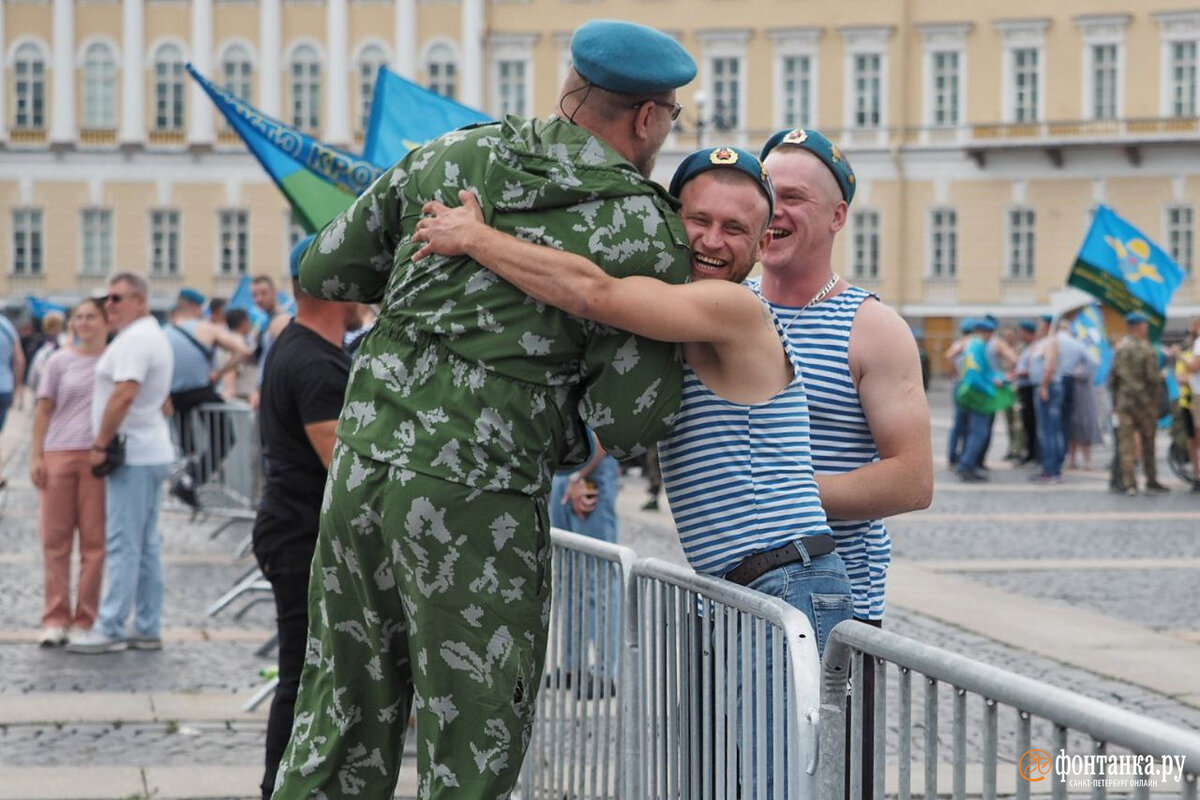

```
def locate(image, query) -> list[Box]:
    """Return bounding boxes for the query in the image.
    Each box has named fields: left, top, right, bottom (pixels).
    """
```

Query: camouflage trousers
left=1005, top=402, right=1025, bottom=459
left=272, top=441, right=553, bottom=800
left=1116, top=408, right=1159, bottom=489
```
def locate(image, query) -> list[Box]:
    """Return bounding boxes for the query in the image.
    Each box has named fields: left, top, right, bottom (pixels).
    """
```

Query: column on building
left=325, top=0, right=350, bottom=145
left=50, top=0, right=76, bottom=144
left=189, top=0, right=215, bottom=146
left=259, top=0, right=281, bottom=117
left=120, top=0, right=145, bottom=144
left=394, top=0, right=417, bottom=79
left=461, top=0, right=483, bottom=110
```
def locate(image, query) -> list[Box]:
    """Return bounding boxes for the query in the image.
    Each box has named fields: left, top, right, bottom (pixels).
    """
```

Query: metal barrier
left=171, top=401, right=260, bottom=522
left=820, top=622, right=1200, bottom=800
left=631, top=557, right=822, bottom=800
left=518, top=529, right=639, bottom=800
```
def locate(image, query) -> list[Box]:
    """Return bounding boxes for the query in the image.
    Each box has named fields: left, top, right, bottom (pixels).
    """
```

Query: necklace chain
left=804, top=273, right=840, bottom=309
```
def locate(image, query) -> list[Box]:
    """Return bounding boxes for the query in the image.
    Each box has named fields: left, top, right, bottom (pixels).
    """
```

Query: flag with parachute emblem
left=362, top=67, right=492, bottom=168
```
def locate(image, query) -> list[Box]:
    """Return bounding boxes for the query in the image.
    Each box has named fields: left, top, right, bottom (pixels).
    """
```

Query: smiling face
left=70, top=300, right=107, bottom=346
left=251, top=279, right=276, bottom=313
left=104, top=278, right=148, bottom=331
left=678, top=170, right=772, bottom=284
left=761, top=148, right=847, bottom=275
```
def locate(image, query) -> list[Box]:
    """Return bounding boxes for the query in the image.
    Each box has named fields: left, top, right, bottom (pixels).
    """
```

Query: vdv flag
left=362, top=67, right=492, bottom=168
left=1067, top=205, right=1184, bottom=339
left=1069, top=303, right=1114, bottom=387
left=227, top=276, right=269, bottom=334
left=954, top=335, right=1016, bottom=414
left=26, top=296, right=68, bottom=321
left=186, top=64, right=382, bottom=233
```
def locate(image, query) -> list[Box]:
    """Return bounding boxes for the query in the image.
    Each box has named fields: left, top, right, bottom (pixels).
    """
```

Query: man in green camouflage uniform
left=1110, top=311, right=1168, bottom=495
left=270, top=21, right=696, bottom=800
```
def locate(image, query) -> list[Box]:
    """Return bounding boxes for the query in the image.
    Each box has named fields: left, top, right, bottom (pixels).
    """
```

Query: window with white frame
left=81, top=209, right=113, bottom=276
left=710, top=56, right=742, bottom=131
left=12, top=209, right=43, bottom=275
left=852, top=53, right=882, bottom=129
left=1012, top=47, right=1040, bottom=123
left=221, top=43, right=254, bottom=102
left=150, top=210, right=181, bottom=276
left=1091, top=44, right=1119, bottom=120
left=930, top=51, right=960, bottom=127
left=83, top=42, right=118, bottom=129
left=1168, top=205, right=1194, bottom=277
left=425, top=43, right=457, bottom=100
left=852, top=209, right=880, bottom=281
left=1007, top=207, right=1035, bottom=280
left=929, top=208, right=957, bottom=279
left=497, top=59, right=527, bottom=117
left=153, top=43, right=186, bottom=132
left=358, top=44, right=387, bottom=133
left=290, top=44, right=322, bottom=133
left=14, top=43, right=46, bottom=131
left=1170, top=40, right=1197, bottom=118
left=780, top=55, right=812, bottom=129
left=219, top=210, right=250, bottom=276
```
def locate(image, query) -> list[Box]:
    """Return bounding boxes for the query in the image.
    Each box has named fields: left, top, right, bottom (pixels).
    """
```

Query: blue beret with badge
left=178, top=287, right=206, bottom=306
left=760, top=128, right=856, bottom=205
left=669, top=146, right=775, bottom=220
left=571, top=20, right=697, bottom=94
left=290, top=234, right=316, bottom=279
left=1125, top=310, right=1149, bottom=325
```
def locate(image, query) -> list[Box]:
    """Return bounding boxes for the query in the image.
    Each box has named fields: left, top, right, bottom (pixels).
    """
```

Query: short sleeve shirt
left=92, top=316, right=175, bottom=465
left=38, top=349, right=101, bottom=452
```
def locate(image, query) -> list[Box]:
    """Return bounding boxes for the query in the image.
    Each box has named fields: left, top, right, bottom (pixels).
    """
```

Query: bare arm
left=1039, top=338, right=1058, bottom=402
left=30, top=397, right=54, bottom=488
left=90, top=380, right=139, bottom=468
left=304, top=419, right=339, bottom=470
left=815, top=301, right=933, bottom=520
left=202, top=321, right=254, bottom=382
left=412, top=191, right=759, bottom=345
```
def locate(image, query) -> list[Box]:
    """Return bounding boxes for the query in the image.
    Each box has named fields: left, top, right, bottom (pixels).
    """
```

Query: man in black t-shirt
left=252, top=235, right=365, bottom=800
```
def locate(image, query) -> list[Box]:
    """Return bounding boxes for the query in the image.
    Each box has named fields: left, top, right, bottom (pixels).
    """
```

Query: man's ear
left=830, top=200, right=849, bottom=233
left=631, top=100, right=655, bottom=141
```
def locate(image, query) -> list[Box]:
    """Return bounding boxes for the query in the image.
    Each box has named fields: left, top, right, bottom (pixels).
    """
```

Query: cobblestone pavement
left=0, top=380, right=1198, bottom=797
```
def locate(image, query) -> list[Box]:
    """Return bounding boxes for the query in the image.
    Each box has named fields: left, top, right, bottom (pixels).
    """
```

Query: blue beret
left=1041, top=314, right=1053, bottom=324
left=1019, top=320, right=1037, bottom=333
left=290, top=234, right=316, bottom=278
left=974, top=318, right=996, bottom=332
left=178, top=288, right=206, bottom=306
left=1125, top=311, right=1149, bottom=325
left=571, top=20, right=697, bottom=94
left=669, top=147, right=775, bottom=220
left=760, top=128, right=856, bottom=204
left=960, top=318, right=976, bottom=334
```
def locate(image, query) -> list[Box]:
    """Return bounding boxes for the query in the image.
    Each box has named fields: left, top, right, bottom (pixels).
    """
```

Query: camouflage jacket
left=299, top=116, right=691, bottom=497
left=1109, top=336, right=1160, bottom=411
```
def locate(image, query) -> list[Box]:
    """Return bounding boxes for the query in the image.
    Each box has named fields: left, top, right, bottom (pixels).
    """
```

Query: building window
left=929, top=209, right=957, bottom=279
left=150, top=210, right=181, bottom=276
left=1012, top=47, right=1040, bottom=123
left=710, top=56, right=742, bottom=131
left=14, top=43, right=46, bottom=131
left=358, top=44, right=387, bottom=133
left=83, top=42, right=118, bottom=129
left=221, top=43, right=254, bottom=101
left=12, top=209, right=44, bottom=275
left=81, top=209, right=113, bottom=276
left=780, top=55, right=812, bottom=129
left=1008, top=208, right=1035, bottom=280
left=219, top=210, right=250, bottom=276
left=1168, top=205, right=1194, bottom=277
left=425, top=44, right=458, bottom=100
left=930, top=51, right=960, bottom=127
left=497, top=59, right=527, bottom=117
left=1091, top=44, right=1119, bottom=121
left=852, top=210, right=879, bottom=281
left=153, top=43, right=186, bottom=133
left=1170, top=41, right=1197, bottom=118
left=852, top=53, right=882, bottom=129
left=290, top=44, right=322, bottom=133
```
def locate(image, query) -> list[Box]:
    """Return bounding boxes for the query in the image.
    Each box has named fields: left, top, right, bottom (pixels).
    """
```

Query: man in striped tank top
left=756, top=128, right=934, bottom=798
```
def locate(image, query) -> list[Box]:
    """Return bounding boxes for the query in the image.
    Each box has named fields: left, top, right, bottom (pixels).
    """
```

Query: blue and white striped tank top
left=747, top=280, right=890, bottom=620
left=658, top=288, right=833, bottom=578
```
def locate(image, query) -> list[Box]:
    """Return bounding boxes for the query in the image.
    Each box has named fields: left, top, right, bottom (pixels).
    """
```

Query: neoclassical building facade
left=3, top=0, right=1200, bottom=361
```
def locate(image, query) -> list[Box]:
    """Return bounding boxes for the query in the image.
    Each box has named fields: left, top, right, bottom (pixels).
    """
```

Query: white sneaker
left=38, top=626, right=68, bottom=647
left=65, top=629, right=128, bottom=654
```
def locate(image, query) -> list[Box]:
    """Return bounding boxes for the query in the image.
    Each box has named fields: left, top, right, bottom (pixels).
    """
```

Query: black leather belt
left=724, top=534, right=837, bottom=586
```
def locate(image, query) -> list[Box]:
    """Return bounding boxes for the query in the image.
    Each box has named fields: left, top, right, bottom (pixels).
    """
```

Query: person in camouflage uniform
left=1110, top=311, right=1169, bottom=495
left=270, top=21, right=697, bottom=800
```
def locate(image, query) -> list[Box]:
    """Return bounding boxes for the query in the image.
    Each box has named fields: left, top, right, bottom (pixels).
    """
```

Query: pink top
left=37, top=349, right=102, bottom=452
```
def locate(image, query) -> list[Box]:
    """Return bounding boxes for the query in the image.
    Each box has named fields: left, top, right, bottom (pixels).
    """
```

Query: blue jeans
left=97, top=463, right=171, bottom=639
left=957, top=410, right=994, bottom=472
left=550, top=456, right=620, bottom=679
left=947, top=382, right=967, bottom=464
left=1035, top=381, right=1065, bottom=477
